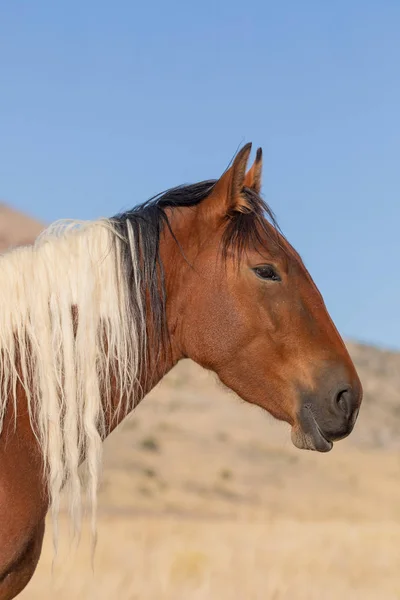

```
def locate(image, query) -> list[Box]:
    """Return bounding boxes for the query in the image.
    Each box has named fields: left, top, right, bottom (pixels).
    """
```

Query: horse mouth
left=291, top=406, right=333, bottom=453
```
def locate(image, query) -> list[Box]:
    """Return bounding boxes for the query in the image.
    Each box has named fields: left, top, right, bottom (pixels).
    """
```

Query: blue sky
left=0, top=1, right=399, bottom=349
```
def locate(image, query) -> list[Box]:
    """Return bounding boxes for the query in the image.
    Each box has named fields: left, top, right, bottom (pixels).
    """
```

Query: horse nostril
left=335, top=388, right=352, bottom=417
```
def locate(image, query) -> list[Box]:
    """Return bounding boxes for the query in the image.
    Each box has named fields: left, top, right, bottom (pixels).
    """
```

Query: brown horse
left=0, top=143, right=362, bottom=599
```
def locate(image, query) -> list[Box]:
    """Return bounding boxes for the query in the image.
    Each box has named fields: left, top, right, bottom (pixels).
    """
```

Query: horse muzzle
left=291, top=376, right=362, bottom=452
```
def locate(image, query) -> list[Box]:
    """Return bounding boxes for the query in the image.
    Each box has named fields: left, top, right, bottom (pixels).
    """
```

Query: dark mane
left=113, top=179, right=281, bottom=261
left=111, top=180, right=282, bottom=378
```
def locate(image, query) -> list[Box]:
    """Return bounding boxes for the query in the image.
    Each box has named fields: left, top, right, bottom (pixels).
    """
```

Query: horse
left=0, top=143, right=362, bottom=599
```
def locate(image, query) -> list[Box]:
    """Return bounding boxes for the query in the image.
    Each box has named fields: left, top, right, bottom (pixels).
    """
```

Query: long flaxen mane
left=0, top=178, right=278, bottom=549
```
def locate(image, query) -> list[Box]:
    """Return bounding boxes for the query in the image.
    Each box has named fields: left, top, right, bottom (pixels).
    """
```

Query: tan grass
left=21, top=514, right=400, bottom=600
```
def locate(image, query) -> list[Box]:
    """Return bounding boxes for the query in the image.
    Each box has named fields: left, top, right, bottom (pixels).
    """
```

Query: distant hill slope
left=0, top=203, right=44, bottom=251
left=99, top=352, right=400, bottom=522
left=346, top=341, right=400, bottom=449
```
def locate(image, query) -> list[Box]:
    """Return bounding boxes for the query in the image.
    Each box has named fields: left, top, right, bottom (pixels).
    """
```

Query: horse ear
left=244, top=147, right=262, bottom=194
left=204, top=143, right=253, bottom=218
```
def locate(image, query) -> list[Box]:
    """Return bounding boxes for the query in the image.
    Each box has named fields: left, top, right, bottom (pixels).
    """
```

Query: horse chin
left=291, top=422, right=333, bottom=453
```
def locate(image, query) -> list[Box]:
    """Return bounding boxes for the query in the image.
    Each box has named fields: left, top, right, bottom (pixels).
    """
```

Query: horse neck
left=105, top=216, right=186, bottom=437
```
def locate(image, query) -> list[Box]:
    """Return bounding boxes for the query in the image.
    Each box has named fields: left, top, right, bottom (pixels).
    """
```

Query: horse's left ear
left=244, top=147, right=262, bottom=194
left=203, top=143, right=253, bottom=219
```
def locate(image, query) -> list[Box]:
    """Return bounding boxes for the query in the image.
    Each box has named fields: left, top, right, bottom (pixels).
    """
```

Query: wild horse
left=0, top=144, right=362, bottom=598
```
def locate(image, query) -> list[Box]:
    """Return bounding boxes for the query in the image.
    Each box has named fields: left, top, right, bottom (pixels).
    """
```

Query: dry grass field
left=21, top=517, right=400, bottom=600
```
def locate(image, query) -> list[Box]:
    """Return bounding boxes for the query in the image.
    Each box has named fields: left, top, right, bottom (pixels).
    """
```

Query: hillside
left=97, top=347, right=400, bottom=521
left=0, top=203, right=44, bottom=251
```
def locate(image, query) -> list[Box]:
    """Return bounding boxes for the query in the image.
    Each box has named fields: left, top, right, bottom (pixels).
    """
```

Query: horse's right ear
left=244, top=147, right=262, bottom=194
left=201, top=143, right=253, bottom=220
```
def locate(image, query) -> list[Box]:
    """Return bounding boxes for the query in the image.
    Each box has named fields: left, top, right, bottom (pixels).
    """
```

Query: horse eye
left=252, top=265, right=281, bottom=282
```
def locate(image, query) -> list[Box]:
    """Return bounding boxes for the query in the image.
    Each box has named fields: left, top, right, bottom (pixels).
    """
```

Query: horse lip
left=291, top=405, right=333, bottom=453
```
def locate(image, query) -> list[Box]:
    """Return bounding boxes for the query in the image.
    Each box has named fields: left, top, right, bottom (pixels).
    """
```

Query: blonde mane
left=0, top=218, right=146, bottom=550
